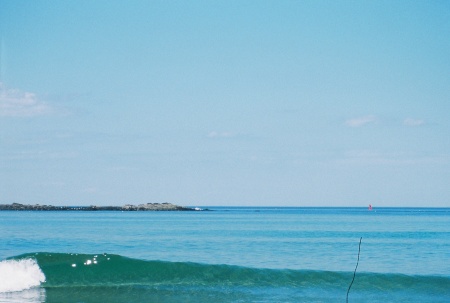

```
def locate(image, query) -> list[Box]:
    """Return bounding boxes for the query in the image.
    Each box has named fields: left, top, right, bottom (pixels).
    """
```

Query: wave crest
left=4, top=253, right=449, bottom=294
left=0, top=258, right=46, bottom=293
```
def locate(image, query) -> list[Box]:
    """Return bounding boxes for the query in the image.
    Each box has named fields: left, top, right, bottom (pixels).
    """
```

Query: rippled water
left=1, top=207, right=449, bottom=302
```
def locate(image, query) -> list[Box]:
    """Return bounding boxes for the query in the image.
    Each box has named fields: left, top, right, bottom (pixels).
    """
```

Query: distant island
left=0, top=202, right=205, bottom=211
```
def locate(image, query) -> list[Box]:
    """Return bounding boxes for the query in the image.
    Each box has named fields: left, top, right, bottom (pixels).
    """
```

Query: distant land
left=0, top=202, right=205, bottom=211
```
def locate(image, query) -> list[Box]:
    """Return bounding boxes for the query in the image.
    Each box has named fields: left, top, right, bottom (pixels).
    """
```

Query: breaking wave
left=0, top=258, right=45, bottom=293
left=1, top=252, right=448, bottom=303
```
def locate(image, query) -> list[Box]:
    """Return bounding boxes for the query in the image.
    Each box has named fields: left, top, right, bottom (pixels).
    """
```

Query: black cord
left=346, top=237, right=362, bottom=303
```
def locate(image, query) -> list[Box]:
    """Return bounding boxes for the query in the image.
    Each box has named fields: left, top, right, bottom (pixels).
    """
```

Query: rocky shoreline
left=0, top=202, right=204, bottom=211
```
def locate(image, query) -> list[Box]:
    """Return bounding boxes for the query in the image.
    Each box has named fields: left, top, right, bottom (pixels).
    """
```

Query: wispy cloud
left=0, top=83, right=52, bottom=117
left=403, top=118, right=425, bottom=127
left=207, top=131, right=234, bottom=138
left=345, top=115, right=377, bottom=127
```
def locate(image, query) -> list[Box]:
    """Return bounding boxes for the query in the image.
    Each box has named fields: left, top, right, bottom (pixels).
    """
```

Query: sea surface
left=0, top=207, right=449, bottom=302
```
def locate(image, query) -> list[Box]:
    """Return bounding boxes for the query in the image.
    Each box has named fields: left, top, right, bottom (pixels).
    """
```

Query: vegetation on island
left=0, top=202, right=203, bottom=211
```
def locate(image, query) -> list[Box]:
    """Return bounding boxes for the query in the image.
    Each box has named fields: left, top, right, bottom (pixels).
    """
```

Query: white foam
left=0, top=259, right=45, bottom=293
left=0, top=288, right=46, bottom=303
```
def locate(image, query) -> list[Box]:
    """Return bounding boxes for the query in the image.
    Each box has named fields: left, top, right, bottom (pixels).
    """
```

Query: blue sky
left=1, top=0, right=449, bottom=207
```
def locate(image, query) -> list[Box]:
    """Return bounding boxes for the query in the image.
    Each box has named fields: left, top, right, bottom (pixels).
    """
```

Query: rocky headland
left=0, top=202, right=203, bottom=211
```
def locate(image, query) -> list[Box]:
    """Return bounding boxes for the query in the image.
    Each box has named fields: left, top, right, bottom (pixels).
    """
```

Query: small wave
left=10, top=253, right=349, bottom=288
left=5, top=252, right=449, bottom=294
left=3, top=253, right=449, bottom=303
left=0, top=259, right=46, bottom=293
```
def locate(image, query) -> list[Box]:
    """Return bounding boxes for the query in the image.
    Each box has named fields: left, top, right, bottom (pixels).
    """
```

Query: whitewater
left=0, top=207, right=449, bottom=302
left=0, top=259, right=45, bottom=293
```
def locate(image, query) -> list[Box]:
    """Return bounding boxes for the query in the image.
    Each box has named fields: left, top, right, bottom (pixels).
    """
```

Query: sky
left=1, top=0, right=449, bottom=207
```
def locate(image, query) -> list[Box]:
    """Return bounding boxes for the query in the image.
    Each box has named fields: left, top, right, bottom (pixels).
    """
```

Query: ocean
left=0, top=207, right=449, bottom=302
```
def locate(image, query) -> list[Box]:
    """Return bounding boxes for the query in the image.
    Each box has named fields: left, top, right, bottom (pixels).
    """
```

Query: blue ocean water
left=0, top=207, right=449, bottom=302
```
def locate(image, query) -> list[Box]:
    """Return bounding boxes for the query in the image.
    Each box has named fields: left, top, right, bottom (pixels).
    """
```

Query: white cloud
left=403, top=118, right=425, bottom=127
left=207, top=131, right=234, bottom=138
left=0, top=83, right=52, bottom=117
left=345, top=115, right=377, bottom=127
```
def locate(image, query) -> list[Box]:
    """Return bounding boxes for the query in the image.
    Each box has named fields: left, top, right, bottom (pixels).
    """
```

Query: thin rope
left=346, top=237, right=362, bottom=303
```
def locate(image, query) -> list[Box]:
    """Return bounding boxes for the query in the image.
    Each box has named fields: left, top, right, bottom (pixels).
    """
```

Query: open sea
left=0, top=207, right=449, bottom=303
